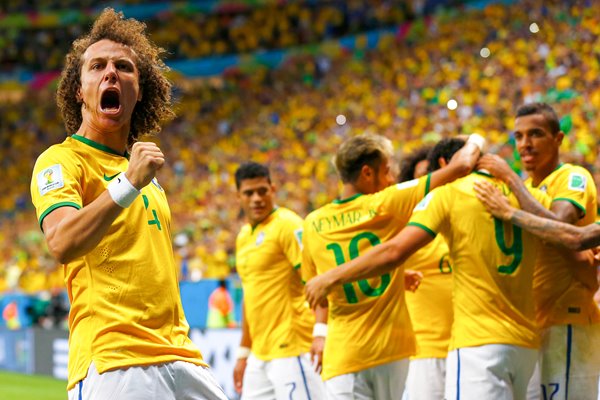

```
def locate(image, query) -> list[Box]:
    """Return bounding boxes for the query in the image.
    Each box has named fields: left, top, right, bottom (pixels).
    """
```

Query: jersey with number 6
left=525, top=163, right=600, bottom=328
left=30, top=135, right=205, bottom=391
left=302, top=174, right=431, bottom=380
left=404, top=235, right=453, bottom=359
left=409, top=172, right=551, bottom=350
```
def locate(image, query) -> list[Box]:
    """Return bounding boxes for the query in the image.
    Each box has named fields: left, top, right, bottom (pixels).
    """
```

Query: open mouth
left=101, top=89, right=121, bottom=113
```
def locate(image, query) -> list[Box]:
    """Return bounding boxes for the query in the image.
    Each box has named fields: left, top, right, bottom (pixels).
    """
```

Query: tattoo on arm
left=510, top=210, right=584, bottom=250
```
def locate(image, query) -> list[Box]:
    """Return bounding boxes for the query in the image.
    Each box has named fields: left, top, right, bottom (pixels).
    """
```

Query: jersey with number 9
left=408, top=172, right=552, bottom=351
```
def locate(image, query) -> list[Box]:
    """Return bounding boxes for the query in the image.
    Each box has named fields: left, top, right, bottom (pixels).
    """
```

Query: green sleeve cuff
left=407, top=222, right=437, bottom=238
left=38, top=202, right=81, bottom=231
left=425, top=173, right=432, bottom=195
left=552, top=197, right=586, bottom=217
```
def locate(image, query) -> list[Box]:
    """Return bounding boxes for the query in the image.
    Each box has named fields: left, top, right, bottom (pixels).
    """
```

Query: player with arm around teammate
left=301, top=133, right=480, bottom=399
left=30, top=9, right=227, bottom=400
left=476, top=102, right=600, bottom=399
left=305, top=151, right=555, bottom=399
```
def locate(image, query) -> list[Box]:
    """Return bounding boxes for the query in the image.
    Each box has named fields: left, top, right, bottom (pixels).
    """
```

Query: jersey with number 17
left=30, top=135, right=204, bottom=391
left=302, top=174, right=431, bottom=381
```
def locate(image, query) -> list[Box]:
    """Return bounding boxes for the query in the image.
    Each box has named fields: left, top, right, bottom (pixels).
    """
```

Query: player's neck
left=530, top=158, right=560, bottom=186
left=340, top=183, right=364, bottom=200
left=76, top=120, right=130, bottom=155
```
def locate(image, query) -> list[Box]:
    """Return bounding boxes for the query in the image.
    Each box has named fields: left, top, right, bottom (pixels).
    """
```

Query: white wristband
left=236, top=346, right=251, bottom=359
left=467, top=133, right=486, bottom=151
left=107, top=172, right=140, bottom=208
left=313, top=323, right=328, bottom=338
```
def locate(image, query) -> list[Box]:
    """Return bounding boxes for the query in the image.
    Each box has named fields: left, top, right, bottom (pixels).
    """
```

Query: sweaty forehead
left=82, top=39, right=138, bottom=64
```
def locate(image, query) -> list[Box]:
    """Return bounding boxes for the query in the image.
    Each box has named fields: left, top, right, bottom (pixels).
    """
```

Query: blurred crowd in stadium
left=1, top=0, right=600, bottom=326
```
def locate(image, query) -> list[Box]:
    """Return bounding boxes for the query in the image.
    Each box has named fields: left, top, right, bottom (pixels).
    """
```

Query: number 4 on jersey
left=142, top=194, right=162, bottom=231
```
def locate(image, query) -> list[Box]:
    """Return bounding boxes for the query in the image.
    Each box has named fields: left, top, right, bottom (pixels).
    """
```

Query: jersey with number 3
left=302, top=174, right=431, bottom=380
left=30, top=135, right=205, bottom=391
left=525, top=163, right=600, bottom=328
left=409, top=172, right=551, bottom=350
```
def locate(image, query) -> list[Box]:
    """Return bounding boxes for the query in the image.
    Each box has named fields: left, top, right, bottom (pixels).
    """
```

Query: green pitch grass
left=0, top=370, right=66, bottom=400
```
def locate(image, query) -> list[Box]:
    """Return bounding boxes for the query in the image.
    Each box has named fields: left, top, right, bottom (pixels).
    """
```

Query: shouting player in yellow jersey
left=399, top=141, right=460, bottom=400
left=30, top=9, right=227, bottom=400
left=302, top=133, right=481, bottom=399
left=476, top=102, right=600, bottom=399
left=233, top=162, right=324, bottom=400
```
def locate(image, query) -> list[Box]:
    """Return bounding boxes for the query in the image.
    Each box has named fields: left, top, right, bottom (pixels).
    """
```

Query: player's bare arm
left=305, top=226, right=433, bottom=309
left=310, top=303, right=328, bottom=373
left=476, top=154, right=558, bottom=220
left=404, top=269, right=423, bottom=292
left=42, top=142, right=164, bottom=264
left=233, top=301, right=252, bottom=394
left=474, top=180, right=600, bottom=251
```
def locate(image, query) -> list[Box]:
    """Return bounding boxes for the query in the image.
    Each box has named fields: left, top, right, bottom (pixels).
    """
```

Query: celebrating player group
left=29, top=6, right=599, bottom=400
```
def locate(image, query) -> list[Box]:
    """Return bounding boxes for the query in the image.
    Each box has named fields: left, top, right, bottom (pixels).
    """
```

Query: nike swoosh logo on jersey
left=103, top=172, right=120, bottom=181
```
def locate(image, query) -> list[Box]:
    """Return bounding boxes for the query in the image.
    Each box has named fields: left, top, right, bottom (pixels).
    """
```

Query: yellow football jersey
left=236, top=207, right=314, bottom=360
left=31, top=135, right=205, bottom=390
left=525, top=163, right=600, bottom=328
left=409, top=172, right=551, bottom=350
left=302, top=174, right=431, bottom=380
left=404, top=235, right=453, bottom=359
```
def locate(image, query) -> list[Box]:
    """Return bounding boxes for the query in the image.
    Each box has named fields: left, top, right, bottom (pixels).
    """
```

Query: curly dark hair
left=56, top=8, right=174, bottom=145
left=427, top=138, right=466, bottom=172
left=398, top=146, right=432, bottom=183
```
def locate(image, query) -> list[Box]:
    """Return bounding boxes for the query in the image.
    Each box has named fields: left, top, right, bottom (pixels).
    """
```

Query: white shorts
left=526, top=358, right=541, bottom=400
left=325, top=358, right=409, bottom=400
left=402, top=357, right=446, bottom=400
left=241, top=353, right=324, bottom=400
left=445, top=344, right=537, bottom=400
left=67, top=361, right=227, bottom=400
left=538, top=323, right=600, bottom=400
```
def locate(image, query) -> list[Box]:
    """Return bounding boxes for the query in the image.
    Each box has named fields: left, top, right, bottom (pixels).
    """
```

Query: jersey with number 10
left=525, top=163, right=600, bottom=328
left=409, top=173, right=551, bottom=350
left=302, top=174, right=430, bottom=380
left=30, top=135, right=204, bottom=391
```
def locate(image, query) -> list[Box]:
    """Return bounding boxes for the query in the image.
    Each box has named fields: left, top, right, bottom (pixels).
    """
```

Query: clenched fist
left=125, top=141, right=165, bottom=189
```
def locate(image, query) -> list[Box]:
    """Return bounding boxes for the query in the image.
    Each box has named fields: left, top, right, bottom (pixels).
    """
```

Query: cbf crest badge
left=256, top=231, right=265, bottom=246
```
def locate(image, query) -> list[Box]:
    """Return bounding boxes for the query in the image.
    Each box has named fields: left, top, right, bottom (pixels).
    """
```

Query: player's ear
left=76, top=87, right=83, bottom=103
left=438, top=157, right=448, bottom=168
left=555, top=131, right=564, bottom=146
